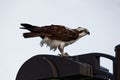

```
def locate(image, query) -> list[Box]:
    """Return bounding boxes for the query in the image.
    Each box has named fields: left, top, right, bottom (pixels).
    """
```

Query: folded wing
left=20, top=23, right=79, bottom=41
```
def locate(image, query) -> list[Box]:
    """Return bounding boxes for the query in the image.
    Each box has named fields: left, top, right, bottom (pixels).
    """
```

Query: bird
left=20, top=23, right=90, bottom=56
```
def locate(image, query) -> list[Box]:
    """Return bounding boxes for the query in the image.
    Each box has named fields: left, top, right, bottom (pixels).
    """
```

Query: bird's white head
left=76, top=27, right=90, bottom=37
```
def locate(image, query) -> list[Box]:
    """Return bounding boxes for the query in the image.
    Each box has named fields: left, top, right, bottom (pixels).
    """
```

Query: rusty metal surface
left=16, top=52, right=116, bottom=80
left=16, top=55, right=93, bottom=80
left=16, top=55, right=56, bottom=80
left=72, top=53, right=115, bottom=80
left=41, top=55, right=93, bottom=77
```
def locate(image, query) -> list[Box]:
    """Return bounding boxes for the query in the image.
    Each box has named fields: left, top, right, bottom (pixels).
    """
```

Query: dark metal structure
left=16, top=44, right=120, bottom=80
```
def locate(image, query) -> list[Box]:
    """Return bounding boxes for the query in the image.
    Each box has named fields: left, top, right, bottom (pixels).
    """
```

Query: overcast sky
left=0, top=0, right=120, bottom=80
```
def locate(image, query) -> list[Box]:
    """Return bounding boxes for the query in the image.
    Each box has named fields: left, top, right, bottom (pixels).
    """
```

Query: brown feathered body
left=20, top=23, right=90, bottom=56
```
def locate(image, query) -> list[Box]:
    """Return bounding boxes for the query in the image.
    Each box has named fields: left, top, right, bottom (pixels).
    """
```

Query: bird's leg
left=58, top=43, right=69, bottom=56
left=58, top=45, right=64, bottom=56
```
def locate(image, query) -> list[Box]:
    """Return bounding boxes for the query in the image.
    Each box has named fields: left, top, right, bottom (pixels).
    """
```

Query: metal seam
left=42, top=57, right=58, bottom=78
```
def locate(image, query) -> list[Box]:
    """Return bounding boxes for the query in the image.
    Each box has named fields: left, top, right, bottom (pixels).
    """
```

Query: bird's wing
left=20, top=23, right=79, bottom=41
left=36, top=25, right=79, bottom=41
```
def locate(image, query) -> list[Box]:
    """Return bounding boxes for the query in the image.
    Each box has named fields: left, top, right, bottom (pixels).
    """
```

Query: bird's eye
left=79, top=30, right=83, bottom=33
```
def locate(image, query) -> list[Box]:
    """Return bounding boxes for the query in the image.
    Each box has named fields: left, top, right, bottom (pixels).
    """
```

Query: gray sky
left=0, top=0, right=120, bottom=80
